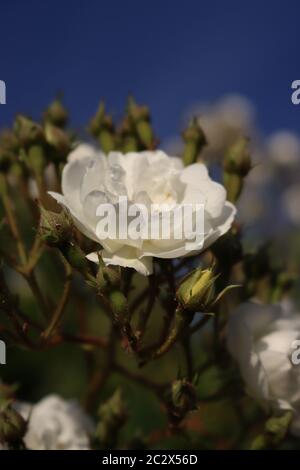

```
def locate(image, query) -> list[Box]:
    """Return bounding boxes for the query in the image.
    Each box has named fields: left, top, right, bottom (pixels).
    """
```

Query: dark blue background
left=0, top=0, right=299, bottom=140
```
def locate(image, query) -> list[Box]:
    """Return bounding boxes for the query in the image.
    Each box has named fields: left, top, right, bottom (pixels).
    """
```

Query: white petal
left=67, top=143, right=98, bottom=163
left=201, top=201, right=237, bottom=250
left=87, top=247, right=153, bottom=276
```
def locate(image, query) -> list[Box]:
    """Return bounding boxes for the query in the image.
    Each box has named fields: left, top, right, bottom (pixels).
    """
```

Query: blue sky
left=1, top=0, right=300, bottom=140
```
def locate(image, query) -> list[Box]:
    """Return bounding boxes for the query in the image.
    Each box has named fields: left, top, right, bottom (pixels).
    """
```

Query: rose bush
left=49, top=145, right=236, bottom=275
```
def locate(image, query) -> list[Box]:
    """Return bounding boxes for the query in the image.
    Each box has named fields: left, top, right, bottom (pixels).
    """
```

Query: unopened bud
left=127, top=97, right=155, bottom=149
left=182, top=118, right=207, bottom=166
left=176, top=267, right=217, bottom=312
left=44, top=123, right=72, bottom=157
left=127, top=96, right=150, bottom=122
left=62, top=242, right=89, bottom=272
left=99, top=129, right=115, bottom=154
left=27, top=144, right=47, bottom=175
left=96, top=389, right=127, bottom=448
left=108, top=290, right=128, bottom=321
left=89, top=102, right=116, bottom=153
left=136, top=120, right=154, bottom=148
left=14, top=115, right=44, bottom=149
left=44, top=98, right=68, bottom=128
left=39, top=207, right=73, bottom=245
left=96, top=263, right=121, bottom=293
left=223, top=137, right=251, bottom=177
left=171, top=378, right=197, bottom=420
left=119, top=117, right=139, bottom=152
left=0, top=403, right=27, bottom=445
left=223, top=172, right=243, bottom=203
left=89, top=102, right=106, bottom=136
left=0, top=129, right=18, bottom=151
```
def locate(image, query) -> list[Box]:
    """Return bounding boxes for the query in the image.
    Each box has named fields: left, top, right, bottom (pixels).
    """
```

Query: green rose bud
left=43, top=98, right=68, bottom=128
left=0, top=129, right=19, bottom=153
left=176, top=267, right=218, bottom=312
left=27, top=144, right=47, bottom=175
left=44, top=123, right=72, bottom=157
left=127, top=97, right=156, bottom=149
left=223, top=137, right=251, bottom=177
left=88, top=101, right=106, bottom=136
left=14, top=115, right=44, bottom=149
left=171, top=378, right=197, bottom=421
left=96, top=262, right=121, bottom=293
left=39, top=207, right=73, bottom=245
left=108, top=290, right=128, bottom=321
left=96, top=390, right=127, bottom=448
left=89, top=102, right=116, bottom=153
left=182, top=118, right=207, bottom=166
left=62, top=242, right=89, bottom=272
left=0, top=403, right=27, bottom=445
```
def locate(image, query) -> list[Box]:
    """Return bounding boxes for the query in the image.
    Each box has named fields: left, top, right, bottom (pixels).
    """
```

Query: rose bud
left=96, top=260, right=121, bottom=293
left=223, top=137, right=252, bottom=202
left=223, top=136, right=251, bottom=177
left=88, top=102, right=116, bottom=153
left=44, top=122, right=72, bottom=157
left=43, top=98, right=68, bottom=128
left=13, top=115, right=44, bottom=149
left=127, top=96, right=155, bottom=149
left=39, top=207, right=73, bottom=246
left=96, top=390, right=127, bottom=448
left=182, top=117, right=207, bottom=166
left=0, top=403, right=27, bottom=445
left=171, top=378, right=198, bottom=421
left=176, top=267, right=218, bottom=312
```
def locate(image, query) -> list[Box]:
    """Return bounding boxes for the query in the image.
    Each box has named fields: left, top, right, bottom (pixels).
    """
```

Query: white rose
left=227, top=299, right=300, bottom=436
left=267, top=131, right=300, bottom=167
left=15, top=395, right=94, bottom=450
left=49, top=145, right=236, bottom=275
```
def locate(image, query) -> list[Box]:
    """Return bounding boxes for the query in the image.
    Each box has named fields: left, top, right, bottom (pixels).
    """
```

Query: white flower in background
left=227, top=300, right=300, bottom=436
left=267, top=131, right=300, bottom=167
left=186, top=94, right=255, bottom=161
left=15, top=395, right=94, bottom=450
left=282, top=184, right=300, bottom=225
left=49, top=145, right=236, bottom=275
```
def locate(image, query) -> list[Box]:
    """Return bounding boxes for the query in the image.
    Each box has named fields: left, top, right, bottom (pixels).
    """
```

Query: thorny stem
left=136, top=273, right=157, bottom=339
left=84, top=323, right=115, bottom=411
left=42, top=260, right=72, bottom=340
left=0, top=173, right=27, bottom=265
left=25, top=271, right=50, bottom=320
left=181, top=336, right=193, bottom=380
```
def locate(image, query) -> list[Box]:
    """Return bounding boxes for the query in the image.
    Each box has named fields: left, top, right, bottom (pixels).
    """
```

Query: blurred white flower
left=282, top=184, right=300, bottom=225
left=267, top=131, right=300, bottom=167
left=15, top=395, right=94, bottom=450
left=187, top=95, right=255, bottom=161
left=227, top=300, right=300, bottom=436
left=49, top=147, right=236, bottom=275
